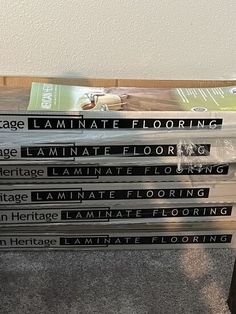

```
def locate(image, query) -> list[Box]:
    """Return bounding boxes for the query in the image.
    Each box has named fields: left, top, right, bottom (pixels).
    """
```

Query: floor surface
left=0, top=249, right=235, bottom=314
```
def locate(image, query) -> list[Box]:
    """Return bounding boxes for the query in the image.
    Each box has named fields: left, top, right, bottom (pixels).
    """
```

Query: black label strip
left=0, top=164, right=228, bottom=180
left=21, top=144, right=211, bottom=158
left=31, top=188, right=210, bottom=203
left=0, top=115, right=224, bottom=131
left=61, top=205, right=232, bottom=220
left=60, top=234, right=232, bottom=246
left=28, top=117, right=223, bottom=130
left=47, top=164, right=228, bottom=177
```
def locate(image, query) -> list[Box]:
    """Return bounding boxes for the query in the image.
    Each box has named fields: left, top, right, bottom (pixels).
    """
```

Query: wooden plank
left=49, top=78, right=117, bottom=87
left=117, top=79, right=236, bottom=88
left=0, top=87, right=30, bottom=110
left=0, top=77, right=5, bottom=86
left=4, top=76, right=236, bottom=88
left=4, top=76, right=117, bottom=88
left=4, top=77, right=49, bottom=88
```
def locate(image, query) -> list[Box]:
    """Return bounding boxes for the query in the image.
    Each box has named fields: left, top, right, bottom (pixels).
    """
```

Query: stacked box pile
left=0, top=83, right=236, bottom=250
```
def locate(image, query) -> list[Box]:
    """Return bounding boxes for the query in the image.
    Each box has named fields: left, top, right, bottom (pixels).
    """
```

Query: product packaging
left=0, top=162, right=235, bottom=183
left=0, top=223, right=235, bottom=250
left=0, top=202, right=235, bottom=227
left=1, top=181, right=236, bottom=207
left=0, top=83, right=236, bottom=132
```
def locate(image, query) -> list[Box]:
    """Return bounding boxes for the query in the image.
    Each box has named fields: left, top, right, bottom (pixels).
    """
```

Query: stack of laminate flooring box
left=0, top=82, right=236, bottom=250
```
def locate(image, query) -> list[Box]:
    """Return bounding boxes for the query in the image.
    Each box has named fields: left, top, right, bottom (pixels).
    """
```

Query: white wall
left=0, top=0, right=236, bottom=79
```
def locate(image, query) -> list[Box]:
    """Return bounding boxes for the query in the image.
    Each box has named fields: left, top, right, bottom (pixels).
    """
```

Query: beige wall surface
left=0, top=0, right=236, bottom=79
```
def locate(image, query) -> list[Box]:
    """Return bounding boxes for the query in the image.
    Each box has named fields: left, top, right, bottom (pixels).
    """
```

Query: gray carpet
left=0, top=249, right=235, bottom=314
